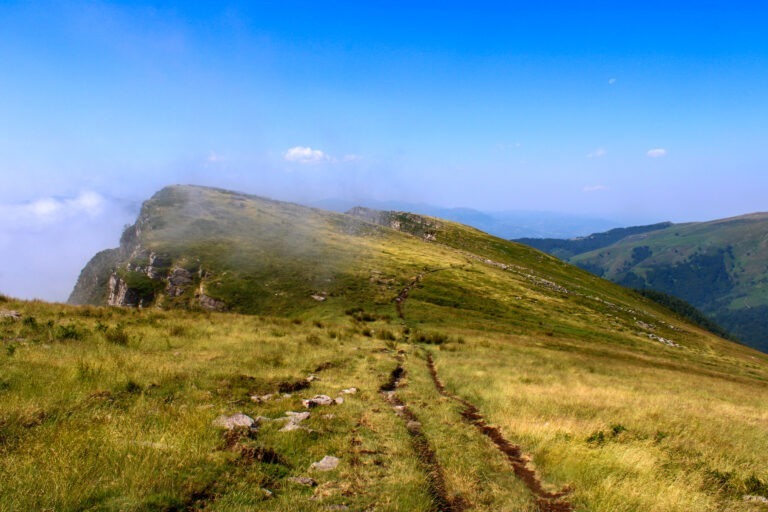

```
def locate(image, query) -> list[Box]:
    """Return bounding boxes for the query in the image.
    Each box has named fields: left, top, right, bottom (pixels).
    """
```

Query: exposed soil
left=278, top=379, right=311, bottom=393
left=394, top=275, right=423, bottom=319
left=238, top=446, right=287, bottom=466
left=380, top=364, right=465, bottom=512
left=426, top=354, right=574, bottom=512
left=393, top=268, right=453, bottom=320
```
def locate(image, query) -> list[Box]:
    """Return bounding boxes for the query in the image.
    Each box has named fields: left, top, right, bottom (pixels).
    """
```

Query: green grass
left=4, top=185, right=767, bottom=510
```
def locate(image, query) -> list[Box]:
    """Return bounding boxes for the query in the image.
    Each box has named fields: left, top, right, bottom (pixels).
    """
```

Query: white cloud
left=342, top=154, right=361, bottom=162
left=608, top=78, right=617, bottom=85
left=284, top=146, right=333, bottom=164
left=647, top=148, right=668, bottom=158
left=583, top=185, right=609, bottom=193
left=0, top=191, right=105, bottom=226
left=587, top=148, right=607, bottom=159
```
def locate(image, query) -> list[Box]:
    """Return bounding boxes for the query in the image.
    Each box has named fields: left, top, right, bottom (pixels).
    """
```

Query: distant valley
left=517, top=214, right=768, bottom=353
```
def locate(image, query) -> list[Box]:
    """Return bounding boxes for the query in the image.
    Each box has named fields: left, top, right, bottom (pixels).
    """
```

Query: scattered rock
left=648, top=333, right=680, bottom=348
left=311, top=455, right=340, bottom=472
left=311, top=294, right=327, bottom=302
left=406, top=420, right=422, bottom=433
left=744, top=495, right=768, bottom=504
left=288, top=476, right=318, bottom=487
left=636, top=320, right=656, bottom=331
left=340, top=387, right=358, bottom=395
left=0, top=310, right=21, bottom=320
left=303, top=395, right=334, bottom=408
left=251, top=393, right=274, bottom=403
left=212, top=413, right=257, bottom=430
left=261, top=488, right=274, bottom=498
left=306, top=375, right=319, bottom=382
left=334, top=396, right=344, bottom=405
left=280, top=411, right=312, bottom=432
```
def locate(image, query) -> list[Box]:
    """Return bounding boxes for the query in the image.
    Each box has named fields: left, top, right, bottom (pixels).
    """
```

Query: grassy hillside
left=516, top=222, right=674, bottom=260
left=3, top=185, right=767, bottom=511
left=518, top=214, right=768, bottom=353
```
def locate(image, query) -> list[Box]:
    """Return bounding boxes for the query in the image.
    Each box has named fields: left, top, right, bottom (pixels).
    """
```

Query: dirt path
left=426, top=353, right=574, bottom=512
left=380, top=359, right=465, bottom=512
left=393, top=267, right=453, bottom=320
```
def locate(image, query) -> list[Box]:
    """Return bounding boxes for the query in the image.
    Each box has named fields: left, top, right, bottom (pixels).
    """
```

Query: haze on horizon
left=1, top=1, right=767, bottom=302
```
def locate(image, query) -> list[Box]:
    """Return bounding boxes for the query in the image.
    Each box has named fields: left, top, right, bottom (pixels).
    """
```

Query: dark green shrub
left=56, top=324, right=84, bottom=341
left=105, top=324, right=130, bottom=346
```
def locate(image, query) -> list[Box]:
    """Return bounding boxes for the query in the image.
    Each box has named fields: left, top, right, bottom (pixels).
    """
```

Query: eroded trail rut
left=380, top=361, right=465, bottom=512
left=392, top=268, right=573, bottom=511
left=426, top=354, right=574, bottom=512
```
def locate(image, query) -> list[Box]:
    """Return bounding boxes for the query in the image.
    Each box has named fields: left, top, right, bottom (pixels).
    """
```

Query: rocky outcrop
left=68, top=188, right=226, bottom=310
left=346, top=207, right=442, bottom=241
left=67, top=248, right=122, bottom=305
left=166, top=267, right=194, bottom=297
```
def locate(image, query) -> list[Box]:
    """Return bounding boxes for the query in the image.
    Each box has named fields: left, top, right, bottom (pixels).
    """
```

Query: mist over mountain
left=310, top=198, right=623, bottom=239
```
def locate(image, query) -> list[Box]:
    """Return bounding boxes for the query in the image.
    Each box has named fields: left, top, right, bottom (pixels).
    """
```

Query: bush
left=414, top=331, right=450, bottom=345
left=105, top=324, right=130, bottom=346
left=56, top=324, right=84, bottom=341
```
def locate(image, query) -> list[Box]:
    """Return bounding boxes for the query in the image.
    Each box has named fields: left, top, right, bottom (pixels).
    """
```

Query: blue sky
left=1, top=1, right=767, bottom=300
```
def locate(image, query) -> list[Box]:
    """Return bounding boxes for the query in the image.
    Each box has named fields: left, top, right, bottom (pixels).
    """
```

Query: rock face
left=346, top=207, right=442, bottom=242
left=68, top=187, right=225, bottom=310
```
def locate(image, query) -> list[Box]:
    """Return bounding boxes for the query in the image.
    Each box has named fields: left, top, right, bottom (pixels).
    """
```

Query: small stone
left=212, top=413, right=256, bottom=430
left=744, top=495, right=768, bottom=504
left=334, top=396, right=344, bottom=405
left=261, top=488, right=274, bottom=498
left=279, top=411, right=311, bottom=432
left=280, top=422, right=310, bottom=432
left=406, top=420, right=422, bottom=433
left=306, top=375, right=318, bottom=382
left=311, top=294, right=327, bottom=302
left=303, top=395, right=334, bottom=408
left=0, top=310, right=21, bottom=320
left=340, top=387, right=358, bottom=394
left=287, top=476, right=318, bottom=487
left=251, top=393, right=274, bottom=403
left=310, top=455, right=340, bottom=472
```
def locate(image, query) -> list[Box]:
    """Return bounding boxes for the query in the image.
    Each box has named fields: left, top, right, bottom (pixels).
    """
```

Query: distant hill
left=311, top=198, right=621, bottom=239
left=516, top=214, right=768, bottom=352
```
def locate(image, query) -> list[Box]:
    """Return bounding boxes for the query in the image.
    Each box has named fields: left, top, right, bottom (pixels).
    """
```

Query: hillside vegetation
left=517, top=214, right=768, bottom=353
left=2, top=185, right=767, bottom=511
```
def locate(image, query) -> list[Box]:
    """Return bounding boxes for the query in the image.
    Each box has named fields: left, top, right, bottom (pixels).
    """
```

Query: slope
left=1, top=184, right=763, bottom=511
left=536, top=214, right=768, bottom=352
